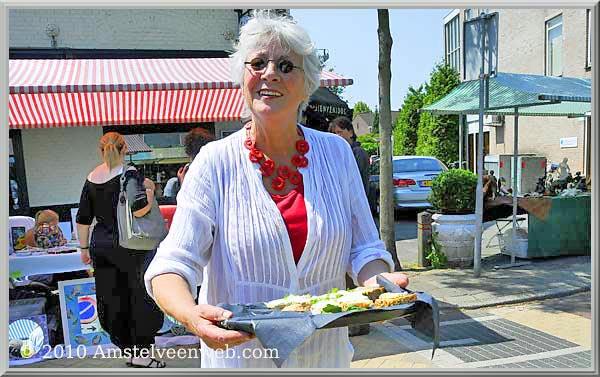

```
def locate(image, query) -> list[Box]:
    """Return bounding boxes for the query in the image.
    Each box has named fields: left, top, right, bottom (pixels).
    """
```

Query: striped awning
left=9, top=58, right=353, bottom=94
left=9, top=89, right=245, bottom=129
left=9, top=58, right=353, bottom=129
left=422, top=72, right=591, bottom=116
left=124, top=134, right=152, bottom=154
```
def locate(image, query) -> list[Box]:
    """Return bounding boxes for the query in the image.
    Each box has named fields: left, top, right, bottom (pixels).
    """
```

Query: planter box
left=432, top=213, right=476, bottom=268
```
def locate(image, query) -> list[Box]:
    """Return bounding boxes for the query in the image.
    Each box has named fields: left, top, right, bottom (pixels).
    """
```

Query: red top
left=270, top=183, right=308, bottom=264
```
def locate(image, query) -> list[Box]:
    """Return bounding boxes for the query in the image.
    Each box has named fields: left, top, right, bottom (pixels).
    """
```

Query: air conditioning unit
left=484, top=115, right=504, bottom=126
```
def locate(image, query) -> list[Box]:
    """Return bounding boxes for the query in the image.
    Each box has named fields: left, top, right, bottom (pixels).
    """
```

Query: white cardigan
left=144, top=125, right=394, bottom=368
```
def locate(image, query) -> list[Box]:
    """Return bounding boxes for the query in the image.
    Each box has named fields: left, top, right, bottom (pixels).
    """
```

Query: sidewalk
left=403, top=255, right=591, bottom=309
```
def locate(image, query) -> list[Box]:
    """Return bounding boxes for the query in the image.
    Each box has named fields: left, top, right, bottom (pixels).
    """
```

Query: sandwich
left=373, top=292, right=417, bottom=308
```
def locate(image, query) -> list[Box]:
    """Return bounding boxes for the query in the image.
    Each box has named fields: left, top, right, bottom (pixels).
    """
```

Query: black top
left=351, top=141, right=371, bottom=196
left=76, top=169, right=147, bottom=249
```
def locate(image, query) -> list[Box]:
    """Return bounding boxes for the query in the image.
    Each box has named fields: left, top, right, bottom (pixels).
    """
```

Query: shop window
left=546, top=14, right=563, bottom=76
left=143, top=133, right=185, bottom=148
left=445, top=15, right=461, bottom=73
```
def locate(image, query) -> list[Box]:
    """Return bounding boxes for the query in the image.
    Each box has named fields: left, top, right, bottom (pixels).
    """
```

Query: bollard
left=417, top=211, right=432, bottom=267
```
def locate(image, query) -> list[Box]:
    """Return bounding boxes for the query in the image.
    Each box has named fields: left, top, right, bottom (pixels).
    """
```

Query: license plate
left=420, top=180, right=432, bottom=187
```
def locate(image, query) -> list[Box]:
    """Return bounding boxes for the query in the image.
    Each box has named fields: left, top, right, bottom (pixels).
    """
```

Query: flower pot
left=431, top=213, right=476, bottom=268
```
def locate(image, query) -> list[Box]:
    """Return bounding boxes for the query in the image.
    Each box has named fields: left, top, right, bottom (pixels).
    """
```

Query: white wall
left=21, top=127, right=103, bottom=207
left=215, top=120, right=243, bottom=139
left=9, top=9, right=238, bottom=50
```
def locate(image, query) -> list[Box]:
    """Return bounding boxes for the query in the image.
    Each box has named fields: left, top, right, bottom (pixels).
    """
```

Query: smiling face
left=242, top=44, right=307, bottom=122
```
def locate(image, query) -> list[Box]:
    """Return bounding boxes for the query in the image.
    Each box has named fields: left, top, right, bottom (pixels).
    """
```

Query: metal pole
left=459, top=114, right=464, bottom=168
left=465, top=116, right=470, bottom=170
left=511, top=107, right=519, bottom=265
left=474, top=15, right=487, bottom=277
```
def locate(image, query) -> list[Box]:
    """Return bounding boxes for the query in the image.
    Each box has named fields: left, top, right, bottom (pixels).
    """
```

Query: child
left=24, top=210, right=68, bottom=249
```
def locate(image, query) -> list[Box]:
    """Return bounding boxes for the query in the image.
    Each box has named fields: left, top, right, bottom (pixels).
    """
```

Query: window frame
left=464, top=9, right=473, bottom=21
left=545, top=13, right=564, bottom=77
left=445, top=14, right=461, bottom=73
left=586, top=9, right=592, bottom=69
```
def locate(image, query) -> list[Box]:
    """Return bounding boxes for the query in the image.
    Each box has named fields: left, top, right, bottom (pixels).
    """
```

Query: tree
left=377, top=9, right=401, bottom=271
left=372, top=107, right=380, bottom=134
left=353, top=101, right=372, bottom=116
left=356, top=134, right=379, bottom=156
left=416, top=63, right=461, bottom=166
left=393, top=85, right=424, bottom=155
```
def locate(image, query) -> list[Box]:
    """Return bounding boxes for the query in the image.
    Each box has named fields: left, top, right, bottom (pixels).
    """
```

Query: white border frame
left=1, top=2, right=598, bottom=376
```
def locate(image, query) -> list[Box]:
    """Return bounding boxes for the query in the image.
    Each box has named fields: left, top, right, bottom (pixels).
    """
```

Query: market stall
left=422, top=71, right=592, bottom=269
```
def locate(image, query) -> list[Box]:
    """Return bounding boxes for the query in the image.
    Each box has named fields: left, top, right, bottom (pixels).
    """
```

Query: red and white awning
left=9, top=58, right=353, bottom=129
left=9, top=58, right=353, bottom=94
left=9, top=89, right=245, bottom=129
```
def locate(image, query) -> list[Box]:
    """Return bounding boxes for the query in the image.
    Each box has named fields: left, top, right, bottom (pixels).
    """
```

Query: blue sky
left=290, top=9, right=451, bottom=111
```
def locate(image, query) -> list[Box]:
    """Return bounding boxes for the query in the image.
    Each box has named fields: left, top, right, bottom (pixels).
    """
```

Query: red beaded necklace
left=244, top=123, right=309, bottom=191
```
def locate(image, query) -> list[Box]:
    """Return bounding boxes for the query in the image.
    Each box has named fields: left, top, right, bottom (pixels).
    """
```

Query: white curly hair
left=230, top=11, right=321, bottom=120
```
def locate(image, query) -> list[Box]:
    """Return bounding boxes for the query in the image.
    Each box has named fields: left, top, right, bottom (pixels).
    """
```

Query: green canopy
left=422, top=72, right=591, bottom=116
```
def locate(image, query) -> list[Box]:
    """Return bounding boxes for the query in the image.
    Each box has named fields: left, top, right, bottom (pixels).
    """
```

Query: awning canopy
left=124, top=134, right=152, bottom=154
left=422, top=72, right=591, bottom=116
left=307, top=87, right=351, bottom=118
left=9, top=58, right=354, bottom=129
left=9, top=58, right=353, bottom=94
left=9, top=89, right=245, bottom=128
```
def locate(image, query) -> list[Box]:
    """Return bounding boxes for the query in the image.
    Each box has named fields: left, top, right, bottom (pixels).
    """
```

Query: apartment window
left=546, top=14, right=563, bottom=76
left=587, top=9, right=592, bottom=68
left=445, top=15, right=461, bottom=72
left=464, top=9, right=473, bottom=21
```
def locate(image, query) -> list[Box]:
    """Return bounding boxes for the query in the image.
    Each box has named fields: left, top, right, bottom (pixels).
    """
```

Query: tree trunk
left=377, top=9, right=401, bottom=271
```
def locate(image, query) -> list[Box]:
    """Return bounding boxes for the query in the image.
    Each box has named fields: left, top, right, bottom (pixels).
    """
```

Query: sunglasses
left=244, top=58, right=304, bottom=74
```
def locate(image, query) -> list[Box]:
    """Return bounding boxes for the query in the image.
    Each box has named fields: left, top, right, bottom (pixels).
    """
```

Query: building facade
left=8, top=9, right=245, bottom=216
left=443, top=8, right=592, bottom=177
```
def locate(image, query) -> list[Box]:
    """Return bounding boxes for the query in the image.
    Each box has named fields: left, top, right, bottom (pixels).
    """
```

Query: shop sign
left=559, top=137, right=578, bottom=148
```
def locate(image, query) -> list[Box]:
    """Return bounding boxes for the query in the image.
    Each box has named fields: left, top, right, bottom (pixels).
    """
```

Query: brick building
left=443, top=8, right=592, bottom=176
left=8, top=9, right=247, bottom=217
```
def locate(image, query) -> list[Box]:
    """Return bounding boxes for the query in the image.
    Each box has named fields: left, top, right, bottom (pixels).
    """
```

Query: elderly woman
left=144, top=12, right=409, bottom=368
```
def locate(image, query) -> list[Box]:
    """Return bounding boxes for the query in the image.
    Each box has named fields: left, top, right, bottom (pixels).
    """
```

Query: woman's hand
left=363, top=272, right=409, bottom=289
left=182, top=304, right=255, bottom=350
left=177, top=164, right=190, bottom=185
left=80, top=249, right=91, bottom=265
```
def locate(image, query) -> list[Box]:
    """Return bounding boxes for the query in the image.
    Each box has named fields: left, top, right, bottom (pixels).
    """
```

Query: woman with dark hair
left=329, top=116, right=370, bottom=196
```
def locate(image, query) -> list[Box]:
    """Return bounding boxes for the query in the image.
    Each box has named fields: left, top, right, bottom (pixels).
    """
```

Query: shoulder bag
left=117, top=166, right=168, bottom=250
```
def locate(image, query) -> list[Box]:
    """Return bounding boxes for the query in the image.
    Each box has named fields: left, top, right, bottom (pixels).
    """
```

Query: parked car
left=367, top=156, right=448, bottom=214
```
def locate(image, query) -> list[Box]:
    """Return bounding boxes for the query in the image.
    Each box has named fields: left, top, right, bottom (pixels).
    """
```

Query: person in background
left=21, top=209, right=67, bottom=285
left=76, top=132, right=165, bottom=368
left=24, top=209, right=67, bottom=249
left=162, top=170, right=180, bottom=198
left=145, top=12, right=409, bottom=368
left=329, top=116, right=370, bottom=196
left=177, top=127, right=213, bottom=185
left=329, top=115, right=373, bottom=336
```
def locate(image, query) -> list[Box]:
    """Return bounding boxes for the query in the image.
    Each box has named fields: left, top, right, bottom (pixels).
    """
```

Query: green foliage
left=372, top=107, right=380, bottom=134
left=356, top=134, right=379, bottom=156
left=428, top=169, right=477, bottom=213
left=426, top=232, right=448, bottom=268
left=415, top=63, right=461, bottom=166
left=394, top=85, right=424, bottom=155
left=353, top=101, right=372, bottom=116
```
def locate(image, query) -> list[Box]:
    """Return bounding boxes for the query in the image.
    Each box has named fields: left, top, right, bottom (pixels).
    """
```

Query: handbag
left=117, top=166, right=168, bottom=250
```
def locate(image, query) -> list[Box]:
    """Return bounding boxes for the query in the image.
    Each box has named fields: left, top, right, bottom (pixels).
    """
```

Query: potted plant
left=428, top=169, right=478, bottom=268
